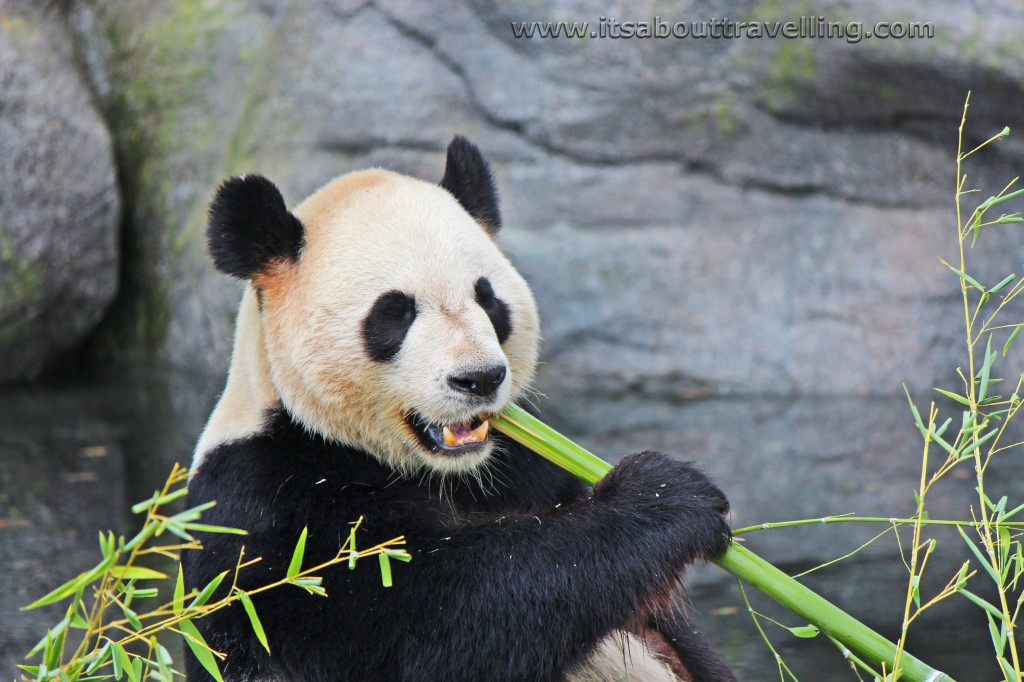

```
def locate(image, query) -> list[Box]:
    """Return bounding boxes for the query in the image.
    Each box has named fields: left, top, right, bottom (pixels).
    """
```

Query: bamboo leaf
left=932, top=417, right=952, bottom=439
left=130, top=587, right=158, bottom=599
left=905, top=385, right=929, bottom=438
left=236, top=590, right=270, bottom=653
left=109, top=642, right=130, bottom=681
left=130, top=487, right=189, bottom=514
left=1001, top=501, right=1024, bottom=522
left=958, top=428, right=999, bottom=459
left=179, top=619, right=224, bottom=682
left=160, top=521, right=196, bottom=542
left=986, top=612, right=1006, bottom=655
left=84, top=643, right=111, bottom=675
left=287, top=527, right=308, bottom=579
left=190, top=571, right=229, bottom=608
left=110, top=566, right=167, bottom=581
left=153, top=640, right=173, bottom=682
left=960, top=588, right=1008, bottom=621
left=27, top=618, right=66, bottom=658
left=1004, top=325, right=1022, bottom=357
left=99, top=531, right=113, bottom=559
left=999, top=526, right=1011, bottom=578
left=930, top=430, right=959, bottom=458
left=24, top=552, right=118, bottom=610
left=347, top=525, right=358, bottom=570
left=181, top=523, right=247, bottom=535
left=173, top=564, right=185, bottom=614
left=121, top=522, right=157, bottom=553
left=939, top=258, right=984, bottom=290
left=788, top=624, right=820, bottom=639
left=989, top=273, right=1016, bottom=293
left=958, top=526, right=1003, bottom=585
left=169, top=502, right=216, bottom=524
left=70, top=605, right=88, bottom=630
left=934, top=388, right=972, bottom=406
left=986, top=187, right=1024, bottom=207
left=123, top=606, right=142, bottom=630
left=378, top=552, right=393, bottom=588
left=979, top=336, right=995, bottom=402
left=999, top=655, right=1016, bottom=680
left=46, top=606, right=77, bottom=669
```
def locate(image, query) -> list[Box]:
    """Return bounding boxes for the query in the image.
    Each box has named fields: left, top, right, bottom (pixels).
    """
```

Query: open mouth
left=405, top=413, right=491, bottom=455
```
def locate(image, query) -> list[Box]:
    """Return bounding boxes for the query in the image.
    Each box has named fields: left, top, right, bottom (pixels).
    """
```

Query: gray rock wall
left=0, top=1, right=120, bottom=381
left=12, top=1, right=1024, bottom=407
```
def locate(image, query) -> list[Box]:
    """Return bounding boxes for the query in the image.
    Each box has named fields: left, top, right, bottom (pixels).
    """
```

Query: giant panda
left=183, top=136, right=734, bottom=682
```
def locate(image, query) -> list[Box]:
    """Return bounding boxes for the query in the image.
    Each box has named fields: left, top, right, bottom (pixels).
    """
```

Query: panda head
left=206, top=137, right=539, bottom=474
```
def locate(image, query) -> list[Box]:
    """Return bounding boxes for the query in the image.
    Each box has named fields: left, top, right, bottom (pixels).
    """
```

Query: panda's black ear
left=207, top=175, right=305, bottom=280
left=440, top=136, right=501, bottom=234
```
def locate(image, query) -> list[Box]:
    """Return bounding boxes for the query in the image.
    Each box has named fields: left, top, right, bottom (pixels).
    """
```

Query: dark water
left=1, top=366, right=1019, bottom=680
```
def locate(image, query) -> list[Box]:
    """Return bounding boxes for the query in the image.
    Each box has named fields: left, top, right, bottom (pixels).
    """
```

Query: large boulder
left=0, top=2, right=121, bottom=382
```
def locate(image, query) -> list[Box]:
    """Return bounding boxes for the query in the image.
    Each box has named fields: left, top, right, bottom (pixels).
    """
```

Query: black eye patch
left=363, top=291, right=417, bottom=362
left=474, top=277, right=512, bottom=344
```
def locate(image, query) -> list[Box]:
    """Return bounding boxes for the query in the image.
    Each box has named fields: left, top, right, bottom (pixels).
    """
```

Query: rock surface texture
left=0, top=1, right=121, bottom=381
left=60, top=1, right=1024, bottom=406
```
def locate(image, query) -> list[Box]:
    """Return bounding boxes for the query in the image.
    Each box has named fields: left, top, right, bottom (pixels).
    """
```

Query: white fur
left=193, top=169, right=539, bottom=474
left=566, top=634, right=682, bottom=682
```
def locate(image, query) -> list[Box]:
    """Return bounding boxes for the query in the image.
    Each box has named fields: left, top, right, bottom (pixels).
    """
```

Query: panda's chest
left=272, top=448, right=512, bottom=540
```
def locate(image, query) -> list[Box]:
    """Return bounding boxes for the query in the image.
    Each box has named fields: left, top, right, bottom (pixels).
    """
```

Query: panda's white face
left=249, top=169, right=539, bottom=474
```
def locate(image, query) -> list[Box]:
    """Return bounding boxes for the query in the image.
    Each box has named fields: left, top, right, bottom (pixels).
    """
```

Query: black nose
left=448, top=365, right=507, bottom=398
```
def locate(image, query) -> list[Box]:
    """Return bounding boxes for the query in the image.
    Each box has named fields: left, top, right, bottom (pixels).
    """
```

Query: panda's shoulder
left=189, top=409, right=391, bottom=499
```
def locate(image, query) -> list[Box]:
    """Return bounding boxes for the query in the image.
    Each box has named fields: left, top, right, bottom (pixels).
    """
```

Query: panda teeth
left=469, top=420, right=489, bottom=441
left=442, top=420, right=490, bottom=447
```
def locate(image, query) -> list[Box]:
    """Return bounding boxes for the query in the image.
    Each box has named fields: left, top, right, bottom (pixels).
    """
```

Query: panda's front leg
left=383, top=450, right=731, bottom=682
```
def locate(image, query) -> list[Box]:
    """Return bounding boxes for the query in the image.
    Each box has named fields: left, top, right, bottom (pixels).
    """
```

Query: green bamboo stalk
left=491, top=404, right=956, bottom=682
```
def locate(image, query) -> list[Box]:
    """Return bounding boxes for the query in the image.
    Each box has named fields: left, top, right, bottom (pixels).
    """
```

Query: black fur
left=362, top=291, right=418, bottom=362
left=183, top=409, right=732, bottom=682
left=651, top=605, right=737, bottom=681
left=439, top=136, right=501, bottom=233
left=474, top=277, right=512, bottom=344
left=207, top=175, right=305, bottom=280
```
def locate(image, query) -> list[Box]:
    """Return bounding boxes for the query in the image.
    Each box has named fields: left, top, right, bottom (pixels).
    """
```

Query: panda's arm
left=361, top=451, right=729, bottom=681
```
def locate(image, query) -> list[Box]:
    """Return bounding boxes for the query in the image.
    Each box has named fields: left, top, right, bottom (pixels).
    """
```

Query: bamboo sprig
left=949, top=92, right=1023, bottom=681
left=491, top=404, right=956, bottom=682
left=19, top=465, right=409, bottom=682
left=733, top=515, right=1024, bottom=535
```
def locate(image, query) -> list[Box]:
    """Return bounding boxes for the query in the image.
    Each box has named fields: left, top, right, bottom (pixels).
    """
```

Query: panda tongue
left=449, top=422, right=474, bottom=439
left=441, top=420, right=489, bottom=447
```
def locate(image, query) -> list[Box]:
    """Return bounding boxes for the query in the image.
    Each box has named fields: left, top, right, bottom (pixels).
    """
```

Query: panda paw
left=593, top=450, right=731, bottom=562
